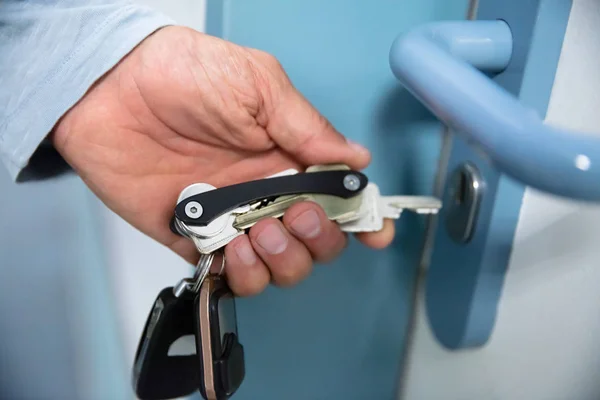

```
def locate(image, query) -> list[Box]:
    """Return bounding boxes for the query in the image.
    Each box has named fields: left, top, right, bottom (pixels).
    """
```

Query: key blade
left=233, top=166, right=363, bottom=230
left=382, top=196, right=442, bottom=215
left=233, top=195, right=310, bottom=230
left=308, top=193, right=363, bottom=221
left=233, top=192, right=363, bottom=230
left=306, top=164, right=350, bottom=172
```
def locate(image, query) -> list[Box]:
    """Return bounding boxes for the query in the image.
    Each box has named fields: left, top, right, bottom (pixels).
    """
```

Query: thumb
left=264, top=85, right=371, bottom=170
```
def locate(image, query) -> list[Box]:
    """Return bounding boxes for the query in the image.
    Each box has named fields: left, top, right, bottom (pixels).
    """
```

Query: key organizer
left=387, top=0, right=600, bottom=349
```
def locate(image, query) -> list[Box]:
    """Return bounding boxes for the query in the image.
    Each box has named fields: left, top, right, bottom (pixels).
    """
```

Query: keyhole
left=445, top=162, right=484, bottom=244
left=454, top=171, right=470, bottom=206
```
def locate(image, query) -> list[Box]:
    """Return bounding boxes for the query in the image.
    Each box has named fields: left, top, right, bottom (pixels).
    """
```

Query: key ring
left=212, top=250, right=226, bottom=276
left=190, top=250, right=226, bottom=292
left=196, top=250, right=225, bottom=275
left=172, top=251, right=225, bottom=297
left=191, top=253, right=214, bottom=293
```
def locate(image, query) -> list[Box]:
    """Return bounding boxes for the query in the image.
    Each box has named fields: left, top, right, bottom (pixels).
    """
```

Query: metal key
left=173, top=251, right=225, bottom=297
left=338, top=183, right=442, bottom=232
left=233, top=164, right=362, bottom=229
left=233, top=192, right=362, bottom=230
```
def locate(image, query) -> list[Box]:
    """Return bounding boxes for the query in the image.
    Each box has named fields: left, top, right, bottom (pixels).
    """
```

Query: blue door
left=205, top=1, right=469, bottom=398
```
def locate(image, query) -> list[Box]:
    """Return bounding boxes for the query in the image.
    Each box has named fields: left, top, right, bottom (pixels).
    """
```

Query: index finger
left=251, top=51, right=371, bottom=170
left=268, top=86, right=371, bottom=170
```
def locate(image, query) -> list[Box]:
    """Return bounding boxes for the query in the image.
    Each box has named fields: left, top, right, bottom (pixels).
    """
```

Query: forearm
left=0, top=0, right=173, bottom=181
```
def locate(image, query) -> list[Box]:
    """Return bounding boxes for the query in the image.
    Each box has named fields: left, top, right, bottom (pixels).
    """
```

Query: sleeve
left=0, top=0, right=175, bottom=182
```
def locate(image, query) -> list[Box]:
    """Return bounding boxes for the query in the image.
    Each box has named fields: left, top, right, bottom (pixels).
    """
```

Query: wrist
left=49, top=66, right=112, bottom=157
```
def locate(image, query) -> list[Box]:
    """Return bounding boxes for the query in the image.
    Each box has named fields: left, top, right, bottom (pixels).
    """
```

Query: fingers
left=267, top=86, right=371, bottom=170
left=224, top=218, right=312, bottom=296
left=178, top=202, right=396, bottom=298
left=282, top=201, right=347, bottom=263
left=224, top=235, right=271, bottom=297
left=248, top=218, right=313, bottom=287
left=223, top=201, right=349, bottom=296
left=222, top=202, right=397, bottom=297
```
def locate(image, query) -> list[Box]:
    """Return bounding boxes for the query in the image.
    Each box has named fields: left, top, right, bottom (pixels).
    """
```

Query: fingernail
left=290, top=210, right=321, bottom=239
left=255, top=224, right=288, bottom=255
left=347, top=139, right=369, bottom=155
left=234, top=240, right=257, bottom=266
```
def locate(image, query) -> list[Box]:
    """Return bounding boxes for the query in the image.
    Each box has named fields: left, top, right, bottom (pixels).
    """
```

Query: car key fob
left=133, top=287, right=199, bottom=400
left=195, top=275, right=245, bottom=400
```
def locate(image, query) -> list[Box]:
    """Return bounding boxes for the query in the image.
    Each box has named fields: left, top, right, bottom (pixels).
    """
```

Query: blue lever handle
left=389, top=21, right=600, bottom=201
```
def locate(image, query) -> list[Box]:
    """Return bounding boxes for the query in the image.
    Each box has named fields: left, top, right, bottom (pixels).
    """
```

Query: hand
left=51, top=26, right=395, bottom=296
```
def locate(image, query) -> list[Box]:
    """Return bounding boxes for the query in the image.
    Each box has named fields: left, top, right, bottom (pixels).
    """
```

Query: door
left=204, top=1, right=469, bottom=398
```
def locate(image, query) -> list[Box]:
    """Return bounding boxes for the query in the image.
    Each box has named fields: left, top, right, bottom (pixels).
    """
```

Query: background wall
left=102, top=0, right=206, bottom=368
left=401, top=1, right=600, bottom=399
left=0, top=2, right=207, bottom=400
left=0, top=173, right=129, bottom=400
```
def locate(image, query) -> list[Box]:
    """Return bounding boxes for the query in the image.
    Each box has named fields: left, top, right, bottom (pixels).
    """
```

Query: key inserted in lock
left=445, top=162, right=485, bottom=243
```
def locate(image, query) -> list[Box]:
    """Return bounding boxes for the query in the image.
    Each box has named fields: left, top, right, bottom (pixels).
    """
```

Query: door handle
left=387, top=3, right=573, bottom=350
left=389, top=20, right=599, bottom=202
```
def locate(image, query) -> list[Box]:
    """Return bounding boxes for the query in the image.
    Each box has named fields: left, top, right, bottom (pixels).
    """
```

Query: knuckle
left=315, top=112, right=335, bottom=133
left=251, top=50, right=290, bottom=89
left=248, top=218, right=277, bottom=239
left=284, top=201, right=323, bottom=223
left=249, top=48, right=283, bottom=71
left=274, top=260, right=311, bottom=287
left=315, top=248, right=341, bottom=263
left=314, top=232, right=347, bottom=263
left=260, top=52, right=283, bottom=71
left=236, top=278, right=268, bottom=297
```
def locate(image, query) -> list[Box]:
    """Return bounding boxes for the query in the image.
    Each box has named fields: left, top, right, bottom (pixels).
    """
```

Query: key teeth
left=414, top=208, right=440, bottom=214
left=339, top=223, right=385, bottom=233
left=382, top=212, right=403, bottom=219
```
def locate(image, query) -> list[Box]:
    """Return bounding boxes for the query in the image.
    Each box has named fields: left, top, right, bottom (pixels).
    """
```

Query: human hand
left=51, top=26, right=395, bottom=296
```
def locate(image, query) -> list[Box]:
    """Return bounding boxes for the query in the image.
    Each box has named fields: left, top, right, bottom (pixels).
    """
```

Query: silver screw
left=343, top=174, right=360, bottom=191
left=185, top=201, right=203, bottom=219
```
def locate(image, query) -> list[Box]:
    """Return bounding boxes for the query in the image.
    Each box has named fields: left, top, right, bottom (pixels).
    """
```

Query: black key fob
left=133, top=287, right=199, bottom=400
left=195, top=276, right=245, bottom=400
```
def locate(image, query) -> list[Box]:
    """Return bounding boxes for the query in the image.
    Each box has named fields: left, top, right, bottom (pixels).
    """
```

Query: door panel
left=205, top=1, right=469, bottom=398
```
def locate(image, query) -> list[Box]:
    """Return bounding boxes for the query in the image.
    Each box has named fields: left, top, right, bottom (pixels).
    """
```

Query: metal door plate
left=426, top=0, right=573, bottom=349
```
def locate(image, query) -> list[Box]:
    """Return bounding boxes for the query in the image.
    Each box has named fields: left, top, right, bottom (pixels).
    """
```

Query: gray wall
left=103, top=0, right=206, bottom=369
left=402, top=1, right=600, bottom=399
left=0, top=2, right=206, bottom=399
left=0, top=172, right=129, bottom=399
